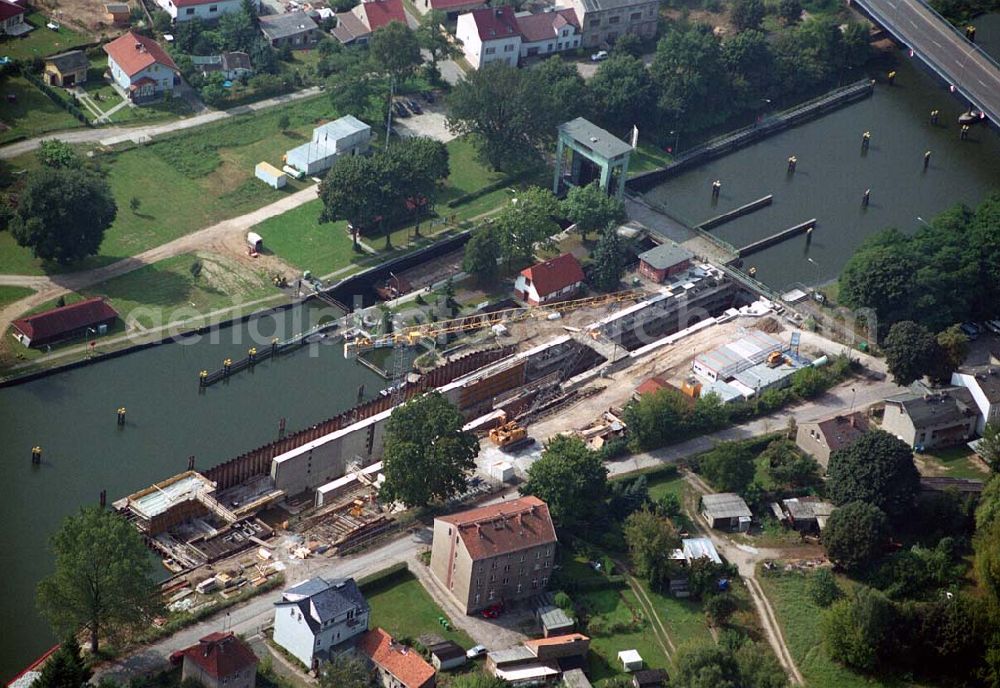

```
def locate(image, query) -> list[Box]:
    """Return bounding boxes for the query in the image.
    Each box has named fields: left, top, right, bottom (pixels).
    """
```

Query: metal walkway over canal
left=852, top=0, right=1000, bottom=125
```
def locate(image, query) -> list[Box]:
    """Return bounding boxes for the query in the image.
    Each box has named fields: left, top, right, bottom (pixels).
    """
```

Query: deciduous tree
left=589, top=224, right=627, bottom=292
left=561, top=182, right=626, bottom=240
left=11, top=167, right=116, bottom=265
left=826, top=429, right=919, bottom=520
left=37, top=139, right=80, bottom=169
left=493, top=186, right=559, bottom=268
left=822, top=502, right=887, bottom=571
left=380, top=392, right=478, bottom=507
left=778, top=0, right=802, bottom=24
left=623, top=508, right=681, bottom=588
left=590, top=54, right=656, bottom=130
left=821, top=586, right=895, bottom=672
left=883, top=320, right=938, bottom=385
left=731, top=0, right=765, bottom=31
left=699, top=441, right=756, bottom=494
left=36, top=506, right=160, bottom=653
left=319, top=650, right=374, bottom=688
left=521, top=436, right=607, bottom=528
left=463, top=227, right=501, bottom=286
left=370, top=21, right=422, bottom=82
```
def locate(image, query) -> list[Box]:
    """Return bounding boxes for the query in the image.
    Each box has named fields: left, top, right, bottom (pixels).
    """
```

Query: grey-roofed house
left=701, top=493, right=752, bottom=532
left=286, top=114, right=371, bottom=175
left=191, top=51, right=252, bottom=80
left=881, top=388, right=979, bottom=450
left=775, top=497, right=835, bottom=532
left=427, top=640, right=467, bottom=671
left=951, top=364, right=1000, bottom=433
left=533, top=592, right=575, bottom=637
left=259, top=11, right=320, bottom=49
left=569, top=0, right=658, bottom=48
left=796, top=411, right=869, bottom=468
left=638, top=241, right=694, bottom=283
left=272, top=577, right=369, bottom=670
left=44, top=50, right=89, bottom=87
left=553, top=117, right=632, bottom=199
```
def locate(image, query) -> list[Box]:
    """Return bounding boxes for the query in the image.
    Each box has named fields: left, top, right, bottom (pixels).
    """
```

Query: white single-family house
left=456, top=6, right=521, bottom=69
left=285, top=115, right=371, bottom=175
left=513, top=253, right=585, bottom=306
left=155, top=0, right=253, bottom=22
left=0, top=0, right=29, bottom=36
left=951, top=365, right=1000, bottom=434
left=272, top=577, right=370, bottom=671
left=516, top=8, right=580, bottom=58
left=103, top=32, right=179, bottom=103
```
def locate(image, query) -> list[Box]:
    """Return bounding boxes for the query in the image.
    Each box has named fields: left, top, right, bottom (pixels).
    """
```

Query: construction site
left=111, top=235, right=833, bottom=602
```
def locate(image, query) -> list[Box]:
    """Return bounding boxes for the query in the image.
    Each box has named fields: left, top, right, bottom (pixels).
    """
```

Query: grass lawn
left=0, top=285, right=34, bottom=308
left=80, top=252, right=275, bottom=329
left=0, top=13, right=90, bottom=61
left=757, top=568, right=893, bottom=688
left=579, top=586, right=671, bottom=685
left=629, top=141, right=673, bottom=176
left=640, top=582, right=715, bottom=651
left=363, top=570, right=475, bottom=648
left=252, top=200, right=361, bottom=276
left=0, top=75, right=82, bottom=143
left=0, top=96, right=332, bottom=276
left=917, top=446, right=990, bottom=480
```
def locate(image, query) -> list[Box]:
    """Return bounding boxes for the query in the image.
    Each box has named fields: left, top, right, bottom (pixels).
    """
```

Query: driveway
left=392, top=102, right=456, bottom=143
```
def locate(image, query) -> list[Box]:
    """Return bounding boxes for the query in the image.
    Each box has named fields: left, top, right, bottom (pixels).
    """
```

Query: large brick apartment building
left=430, top=496, right=557, bottom=614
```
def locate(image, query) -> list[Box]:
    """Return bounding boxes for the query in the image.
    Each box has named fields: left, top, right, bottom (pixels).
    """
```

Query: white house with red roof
left=517, top=8, right=580, bottom=58
left=514, top=253, right=585, bottom=305
left=104, top=32, right=179, bottom=102
left=0, top=0, right=29, bottom=36
left=456, top=6, right=520, bottom=69
left=331, top=0, right=406, bottom=45
left=155, top=0, right=254, bottom=22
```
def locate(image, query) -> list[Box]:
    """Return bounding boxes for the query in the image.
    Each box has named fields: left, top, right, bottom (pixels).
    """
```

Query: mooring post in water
left=887, top=70, right=896, bottom=85
left=248, top=347, right=257, bottom=366
left=188, top=455, right=195, bottom=470
left=31, top=446, right=41, bottom=465
left=862, top=188, right=871, bottom=207
left=961, top=124, right=970, bottom=140
left=223, top=358, right=232, bottom=377
left=279, top=417, right=286, bottom=439
left=357, top=384, right=365, bottom=402
left=199, top=370, right=208, bottom=386
left=99, top=489, right=106, bottom=508
left=117, top=406, right=126, bottom=427
left=272, top=337, right=279, bottom=356
left=787, top=156, right=797, bottom=174
left=924, top=150, right=931, bottom=170
left=930, top=109, right=940, bottom=125
left=966, top=24, right=976, bottom=42
left=861, top=131, right=871, bottom=151
left=711, top=179, right=721, bottom=200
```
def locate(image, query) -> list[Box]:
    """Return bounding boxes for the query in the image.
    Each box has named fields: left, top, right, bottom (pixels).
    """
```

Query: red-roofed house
left=513, top=253, right=585, bottom=306
left=155, top=0, right=254, bottom=22
left=104, top=32, right=179, bottom=102
left=517, top=8, right=580, bottom=58
left=430, top=496, right=557, bottom=614
left=0, top=0, right=28, bottom=36
left=358, top=628, right=436, bottom=688
left=12, top=297, right=118, bottom=348
left=456, top=6, right=520, bottom=68
left=172, top=632, right=258, bottom=688
left=417, top=0, right=485, bottom=18
left=795, top=411, right=870, bottom=468
left=332, top=0, right=406, bottom=45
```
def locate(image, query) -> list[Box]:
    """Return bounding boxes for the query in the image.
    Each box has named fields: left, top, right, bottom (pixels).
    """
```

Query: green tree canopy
left=493, top=186, right=559, bottom=267
left=807, top=568, right=843, bottom=607
left=31, top=636, right=91, bottom=688
left=822, top=501, right=887, bottom=571
left=589, top=224, right=627, bottom=292
left=447, top=64, right=558, bottom=171
left=699, top=441, right=756, bottom=494
left=521, top=435, right=608, bottom=528
left=11, top=167, right=117, bottom=265
left=463, top=226, right=501, bottom=286
left=37, top=140, right=81, bottom=169
left=778, top=0, right=802, bottom=24
left=560, top=182, right=626, bottom=240
left=380, top=392, right=479, bottom=507
left=417, top=11, right=459, bottom=64
left=732, top=0, right=766, bottom=31
left=673, top=640, right=786, bottom=688
left=623, top=508, right=681, bottom=588
left=758, top=439, right=821, bottom=490
left=883, top=320, right=938, bottom=385
left=319, top=650, right=374, bottom=688
left=978, top=425, right=1000, bottom=475
left=651, top=25, right=732, bottom=134
left=590, top=54, right=656, bottom=129
left=37, top=506, right=160, bottom=652
left=826, top=429, right=919, bottom=520
left=934, top=324, right=969, bottom=381
left=370, top=21, right=422, bottom=82
left=821, top=586, right=895, bottom=672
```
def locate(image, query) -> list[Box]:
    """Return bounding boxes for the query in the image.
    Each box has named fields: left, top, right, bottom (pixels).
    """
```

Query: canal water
left=644, top=52, right=1000, bottom=290
left=0, top=304, right=384, bottom=681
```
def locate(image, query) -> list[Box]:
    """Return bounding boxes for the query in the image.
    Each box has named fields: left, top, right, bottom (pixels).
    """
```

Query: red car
left=481, top=603, right=504, bottom=619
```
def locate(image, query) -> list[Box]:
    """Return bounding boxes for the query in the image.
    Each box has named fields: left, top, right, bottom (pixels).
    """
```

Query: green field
left=0, top=285, right=34, bottom=309
left=251, top=201, right=358, bottom=277
left=757, top=568, right=891, bottom=688
left=80, top=252, right=275, bottom=329
left=580, top=586, right=671, bottom=685
left=0, top=13, right=90, bottom=61
left=917, top=446, right=990, bottom=480
left=0, top=75, right=82, bottom=143
left=0, top=96, right=333, bottom=276
left=364, top=570, right=475, bottom=648
left=641, top=582, right=716, bottom=650
left=629, top=141, right=673, bottom=176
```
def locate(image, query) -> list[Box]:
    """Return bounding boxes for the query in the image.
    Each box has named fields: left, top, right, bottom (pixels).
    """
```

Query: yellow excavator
left=489, top=417, right=532, bottom=451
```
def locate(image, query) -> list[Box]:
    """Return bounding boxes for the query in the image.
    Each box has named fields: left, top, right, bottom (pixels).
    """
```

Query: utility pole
left=385, top=75, right=395, bottom=151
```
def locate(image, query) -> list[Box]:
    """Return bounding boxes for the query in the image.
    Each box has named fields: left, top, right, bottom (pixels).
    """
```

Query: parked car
left=423, top=91, right=436, bottom=103
left=960, top=322, right=982, bottom=339
left=393, top=101, right=410, bottom=118
left=467, top=645, right=487, bottom=659
left=407, top=98, right=423, bottom=114
left=985, top=319, right=1000, bottom=335
left=590, top=50, right=609, bottom=61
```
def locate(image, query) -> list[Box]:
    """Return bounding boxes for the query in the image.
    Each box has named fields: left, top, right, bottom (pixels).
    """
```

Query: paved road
left=0, top=87, right=323, bottom=160
left=857, top=0, right=1000, bottom=123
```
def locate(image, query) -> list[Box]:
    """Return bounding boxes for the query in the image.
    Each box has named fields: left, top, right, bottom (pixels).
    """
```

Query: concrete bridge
left=851, top=0, right=1000, bottom=125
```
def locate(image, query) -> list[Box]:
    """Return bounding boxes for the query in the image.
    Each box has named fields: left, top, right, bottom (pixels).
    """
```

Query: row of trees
left=446, top=18, right=870, bottom=171
left=318, top=136, right=449, bottom=247
left=839, top=194, right=1000, bottom=337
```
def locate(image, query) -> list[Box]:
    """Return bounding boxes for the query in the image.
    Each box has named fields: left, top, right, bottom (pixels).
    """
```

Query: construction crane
left=342, top=289, right=643, bottom=358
